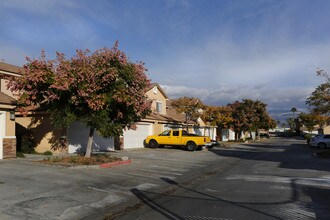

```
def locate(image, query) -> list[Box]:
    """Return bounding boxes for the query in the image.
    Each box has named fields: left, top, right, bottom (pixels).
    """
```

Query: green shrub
left=20, top=133, right=36, bottom=154
left=304, top=133, right=313, bottom=140
left=16, top=152, right=25, bottom=158
left=52, top=157, right=61, bottom=163
left=69, top=156, right=79, bottom=163
left=43, top=151, right=53, bottom=156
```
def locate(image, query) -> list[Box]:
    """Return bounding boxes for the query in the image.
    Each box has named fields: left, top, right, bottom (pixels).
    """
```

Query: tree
left=298, top=113, right=328, bottom=133
left=171, top=97, right=205, bottom=131
left=287, top=118, right=295, bottom=131
left=276, top=120, right=281, bottom=127
left=228, top=99, right=275, bottom=139
left=8, top=43, right=151, bottom=157
left=306, top=69, right=330, bottom=115
left=201, top=106, right=233, bottom=128
left=291, top=107, right=297, bottom=119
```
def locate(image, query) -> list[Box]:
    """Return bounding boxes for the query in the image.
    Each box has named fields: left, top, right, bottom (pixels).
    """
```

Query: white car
left=309, top=134, right=330, bottom=148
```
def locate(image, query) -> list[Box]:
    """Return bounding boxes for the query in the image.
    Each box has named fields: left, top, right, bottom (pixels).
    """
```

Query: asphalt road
left=114, top=138, right=330, bottom=220
left=0, top=144, right=227, bottom=219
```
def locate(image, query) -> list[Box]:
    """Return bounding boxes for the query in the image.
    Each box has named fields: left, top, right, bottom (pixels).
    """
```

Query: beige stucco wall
left=0, top=79, right=15, bottom=98
left=5, top=112, right=15, bottom=136
left=324, top=125, right=330, bottom=134
left=16, top=115, right=67, bottom=153
left=153, top=122, right=164, bottom=134
left=145, top=86, right=167, bottom=115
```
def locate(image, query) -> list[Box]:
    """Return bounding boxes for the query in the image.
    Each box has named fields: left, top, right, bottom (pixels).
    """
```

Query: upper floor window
left=156, top=101, right=162, bottom=113
left=153, top=86, right=158, bottom=94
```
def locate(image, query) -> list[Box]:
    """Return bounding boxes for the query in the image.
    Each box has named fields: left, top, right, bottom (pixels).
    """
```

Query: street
left=113, top=138, right=330, bottom=220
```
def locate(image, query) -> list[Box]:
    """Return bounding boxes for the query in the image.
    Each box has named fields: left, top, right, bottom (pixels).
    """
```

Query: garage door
left=68, top=121, right=114, bottom=153
left=123, top=123, right=152, bottom=149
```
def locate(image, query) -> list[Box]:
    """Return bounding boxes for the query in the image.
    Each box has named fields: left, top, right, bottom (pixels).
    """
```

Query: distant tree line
left=171, top=97, right=276, bottom=140
left=297, top=69, right=330, bottom=133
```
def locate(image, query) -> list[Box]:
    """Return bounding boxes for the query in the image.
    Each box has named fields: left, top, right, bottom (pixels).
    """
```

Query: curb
left=99, top=159, right=132, bottom=168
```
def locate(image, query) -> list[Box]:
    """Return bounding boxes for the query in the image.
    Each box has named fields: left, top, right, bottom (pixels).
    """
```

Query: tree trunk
left=185, top=114, right=188, bottom=132
left=85, top=127, right=95, bottom=157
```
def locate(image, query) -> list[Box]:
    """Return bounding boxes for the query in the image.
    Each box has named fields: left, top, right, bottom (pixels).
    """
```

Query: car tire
left=318, top=142, right=327, bottom=149
left=149, top=139, right=159, bottom=148
left=186, top=141, right=197, bottom=151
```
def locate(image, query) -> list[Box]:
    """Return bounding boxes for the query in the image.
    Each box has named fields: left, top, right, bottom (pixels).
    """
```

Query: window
left=160, top=130, right=170, bottom=136
left=173, top=131, right=179, bottom=136
left=156, top=101, right=162, bottom=113
left=153, top=86, right=158, bottom=94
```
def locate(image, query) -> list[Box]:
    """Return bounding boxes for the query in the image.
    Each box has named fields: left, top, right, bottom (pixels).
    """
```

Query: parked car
left=145, top=130, right=212, bottom=151
left=309, top=134, right=330, bottom=148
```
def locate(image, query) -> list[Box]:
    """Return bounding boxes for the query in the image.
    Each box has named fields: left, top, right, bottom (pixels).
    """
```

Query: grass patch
left=40, top=154, right=122, bottom=166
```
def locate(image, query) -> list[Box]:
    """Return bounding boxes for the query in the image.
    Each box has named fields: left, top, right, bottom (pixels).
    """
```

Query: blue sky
left=1, top=0, right=330, bottom=121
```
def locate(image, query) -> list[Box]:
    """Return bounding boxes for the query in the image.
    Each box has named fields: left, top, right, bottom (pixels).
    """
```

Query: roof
left=0, top=61, right=23, bottom=75
left=0, top=92, right=16, bottom=105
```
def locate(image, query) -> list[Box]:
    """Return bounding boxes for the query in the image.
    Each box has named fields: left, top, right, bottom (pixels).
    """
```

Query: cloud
left=161, top=83, right=314, bottom=112
left=151, top=39, right=330, bottom=89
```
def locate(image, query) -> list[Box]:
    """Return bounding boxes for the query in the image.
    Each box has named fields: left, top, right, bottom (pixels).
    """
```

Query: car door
left=171, top=130, right=181, bottom=145
left=323, top=135, right=330, bottom=146
left=157, top=130, right=171, bottom=145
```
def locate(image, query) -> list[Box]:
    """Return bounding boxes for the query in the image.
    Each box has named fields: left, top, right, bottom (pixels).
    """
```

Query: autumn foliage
left=8, top=43, right=151, bottom=156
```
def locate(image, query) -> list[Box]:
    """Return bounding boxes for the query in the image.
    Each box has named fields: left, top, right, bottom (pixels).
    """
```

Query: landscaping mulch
left=40, top=154, right=122, bottom=166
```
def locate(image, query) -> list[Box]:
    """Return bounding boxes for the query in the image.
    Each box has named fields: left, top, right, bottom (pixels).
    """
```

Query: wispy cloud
left=0, top=0, right=329, bottom=119
left=161, top=83, right=314, bottom=112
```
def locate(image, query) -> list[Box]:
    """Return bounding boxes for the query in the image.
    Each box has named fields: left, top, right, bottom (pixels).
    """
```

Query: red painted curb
left=99, top=159, right=132, bottom=168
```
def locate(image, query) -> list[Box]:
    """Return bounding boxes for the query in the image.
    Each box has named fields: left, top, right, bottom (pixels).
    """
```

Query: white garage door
left=123, top=123, right=152, bottom=149
left=68, top=121, right=114, bottom=153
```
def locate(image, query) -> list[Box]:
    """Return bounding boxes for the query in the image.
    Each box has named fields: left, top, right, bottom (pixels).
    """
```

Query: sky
left=1, top=0, right=330, bottom=122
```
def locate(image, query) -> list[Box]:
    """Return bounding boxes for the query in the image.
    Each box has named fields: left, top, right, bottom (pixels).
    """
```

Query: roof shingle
left=0, top=92, right=16, bottom=105
left=0, top=61, right=23, bottom=75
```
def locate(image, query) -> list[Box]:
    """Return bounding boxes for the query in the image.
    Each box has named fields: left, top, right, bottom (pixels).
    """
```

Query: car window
left=324, top=135, right=330, bottom=139
left=182, top=130, right=188, bottom=136
left=173, top=131, right=179, bottom=136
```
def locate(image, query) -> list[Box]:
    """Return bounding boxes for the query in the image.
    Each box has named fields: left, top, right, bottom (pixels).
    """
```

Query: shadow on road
left=209, top=139, right=330, bottom=172
left=129, top=176, right=326, bottom=219
left=126, top=138, right=330, bottom=220
left=130, top=177, right=285, bottom=220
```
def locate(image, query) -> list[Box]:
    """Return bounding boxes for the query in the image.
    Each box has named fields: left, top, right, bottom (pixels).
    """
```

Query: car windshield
left=159, top=130, right=170, bottom=136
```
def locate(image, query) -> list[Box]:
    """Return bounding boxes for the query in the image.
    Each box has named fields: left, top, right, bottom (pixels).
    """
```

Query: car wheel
left=149, top=139, right=159, bottom=148
left=318, top=142, right=327, bottom=149
left=186, top=141, right=197, bottom=151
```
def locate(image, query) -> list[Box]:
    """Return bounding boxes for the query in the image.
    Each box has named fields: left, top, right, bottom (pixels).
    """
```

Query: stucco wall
left=0, top=79, right=15, bottom=98
left=145, top=86, right=167, bottom=115
left=16, top=115, right=66, bottom=153
left=5, top=112, right=15, bottom=136
left=324, top=126, right=330, bottom=134
left=153, top=122, right=164, bottom=135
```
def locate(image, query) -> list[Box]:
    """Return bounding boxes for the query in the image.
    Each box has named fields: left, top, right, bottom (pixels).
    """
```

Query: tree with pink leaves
left=8, top=42, right=151, bottom=157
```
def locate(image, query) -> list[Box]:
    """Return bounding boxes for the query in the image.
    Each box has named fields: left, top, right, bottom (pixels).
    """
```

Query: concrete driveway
left=0, top=147, right=225, bottom=219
